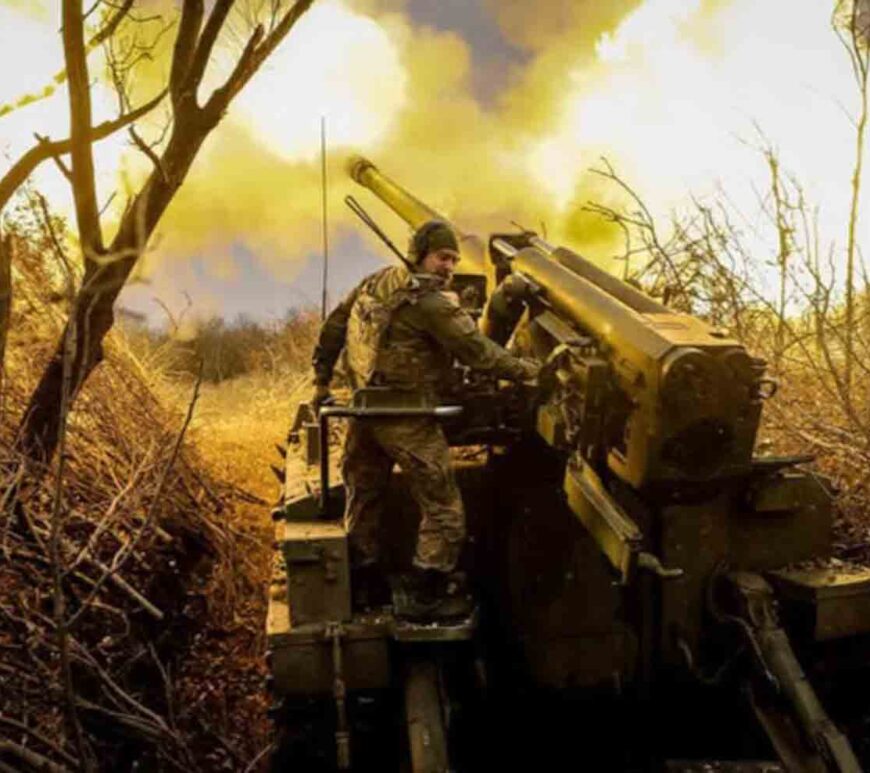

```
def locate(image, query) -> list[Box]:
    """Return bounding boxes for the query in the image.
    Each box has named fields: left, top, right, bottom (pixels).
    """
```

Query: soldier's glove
left=312, top=384, right=334, bottom=410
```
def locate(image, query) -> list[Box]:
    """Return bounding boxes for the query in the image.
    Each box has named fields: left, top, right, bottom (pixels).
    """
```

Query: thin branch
left=66, top=366, right=203, bottom=628
left=186, top=0, right=235, bottom=104
left=0, top=713, right=80, bottom=769
left=243, top=743, right=275, bottom=773
left=49, top=289, right=93, bottom=769
left=207, top=0, right=315, bottom=111
left=90, top=0, right=135, bottom=48
left=128, top=125, right=168, bottom=183
left=35, top=134, right=74, bottom=183
left=0, top=741, right=72, bottom=773
left=170, top=0, right=205, bottom=108
left=0, top=234, right=11, bottom=414
left=32, top=191, right=77, bottom=299
left=70, top=637, right=170, bottom=733
left=0, top=89, right=167, bottom=214
left=62, top=0, right=104, bottom=257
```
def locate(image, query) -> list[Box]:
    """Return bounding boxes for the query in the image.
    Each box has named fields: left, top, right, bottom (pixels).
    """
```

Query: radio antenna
left=344, top=195, right=412, bottom=269
left=320, top=116, right=329, bottom=321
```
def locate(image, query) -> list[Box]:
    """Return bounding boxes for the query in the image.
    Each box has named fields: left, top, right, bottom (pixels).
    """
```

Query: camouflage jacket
left=312, top=265, right=531, bottom=396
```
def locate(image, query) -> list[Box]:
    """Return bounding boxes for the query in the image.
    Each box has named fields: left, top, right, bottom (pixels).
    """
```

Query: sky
left=0, top=0, right=868, bottom=329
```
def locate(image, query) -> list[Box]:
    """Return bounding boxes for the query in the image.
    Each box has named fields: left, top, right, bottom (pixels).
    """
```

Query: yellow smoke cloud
left=345, top=0, right=407, bottom=13
left=134, top=2, right=561, bottom=280
left=484, top=0, right=642, bottom=52
left=1, top=0, right=866, bottom=315
left=234, top=1, right=407, bottom=159
left=2, top=0, right=49, bottom=20
left=521, top=0, right=866, bottom=269
left=134, top=0, right=410, bottom=273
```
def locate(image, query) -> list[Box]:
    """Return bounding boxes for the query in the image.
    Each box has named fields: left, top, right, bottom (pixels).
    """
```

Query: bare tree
left=833, top=0, right=869, bottom=395
left=16, top=0, right=316, bottom=466
left=0, top=1, right=161, bottom=214
left=0, top=234, right=11, bottom=381
left=764, top=147, right=795, bottom=371
left=0, top=2, right=167, bottom=395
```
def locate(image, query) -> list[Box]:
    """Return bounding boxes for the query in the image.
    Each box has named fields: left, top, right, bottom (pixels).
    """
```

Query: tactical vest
left=345, top=267, right=453, bottom=394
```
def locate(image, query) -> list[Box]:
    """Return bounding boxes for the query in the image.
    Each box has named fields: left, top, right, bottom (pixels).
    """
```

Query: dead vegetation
left=0, top=3, right=320, bottom=765
left=122, top=307, right=320, bottom=386
left=0, top=201, right=308, bottom=771
left=585, top=144, right=870, bottom=563
left=0, top=6, right=863, bottom=769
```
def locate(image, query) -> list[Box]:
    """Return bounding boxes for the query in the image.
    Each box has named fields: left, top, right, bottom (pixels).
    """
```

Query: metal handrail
left=317, top=403, right=463, bottom=515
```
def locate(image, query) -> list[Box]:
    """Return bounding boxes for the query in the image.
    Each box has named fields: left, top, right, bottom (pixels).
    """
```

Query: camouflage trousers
left=341, top=417, right=465, bottom=573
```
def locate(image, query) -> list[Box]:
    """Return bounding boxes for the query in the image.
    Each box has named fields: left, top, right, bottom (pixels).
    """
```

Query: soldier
left=311, top=220, right=538, bottom=620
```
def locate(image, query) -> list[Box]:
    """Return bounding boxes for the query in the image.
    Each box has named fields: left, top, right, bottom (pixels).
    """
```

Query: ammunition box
left=276, top=486, right=345, bottom=522
left=276, top=520, right=351, bottom=625
left=729, top=472, right=831, bottom=570
left=267, top=578, right=390, bottom=694
left=769, top=566, right=870, bottom=641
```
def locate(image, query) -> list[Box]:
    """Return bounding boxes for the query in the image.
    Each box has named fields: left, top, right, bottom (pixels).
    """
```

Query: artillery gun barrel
left=530, top=237, right=669, bottom=316
left=348, top=156, right=664, bottom=359
left=348, top=156, right=489, bottom=277
left=351, top=154, right=665, bottom=315
left=511, top=246, right=667, bottom=359
left=348, top=156, right=766, bottom=487
left=348, top=155, right=440, bottom=229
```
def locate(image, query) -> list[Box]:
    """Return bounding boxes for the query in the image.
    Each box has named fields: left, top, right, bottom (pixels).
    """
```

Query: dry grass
left=170, top=370, right=309, bottom=502
left=0, top=219, right=301, bottom=770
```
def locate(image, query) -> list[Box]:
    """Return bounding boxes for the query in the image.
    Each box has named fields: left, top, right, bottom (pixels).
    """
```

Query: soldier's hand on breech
left=312, top=384, right=334, bottom=410
left=517, top=358, right=540, bottom=386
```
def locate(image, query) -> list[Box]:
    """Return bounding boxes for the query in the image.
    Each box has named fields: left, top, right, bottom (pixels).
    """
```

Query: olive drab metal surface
left=276, top=521, right=351, bottom=625
left=337, top=156, right=870, bottom=771
left=266, top=157, right=870, bottom=772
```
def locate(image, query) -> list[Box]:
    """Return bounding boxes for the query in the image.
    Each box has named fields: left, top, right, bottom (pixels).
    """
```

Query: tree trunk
left=0, top=232, right=11, bottom=379
left=16, top=121, right=213, bottom=464
left=15, top=0, right=315, bottom=466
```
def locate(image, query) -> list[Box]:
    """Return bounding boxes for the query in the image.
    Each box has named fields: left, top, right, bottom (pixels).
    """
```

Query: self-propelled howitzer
left=343, top=156, right=869, bottom=770
left=349, top=156, right=764, bottom=496
left=264, top=158, right=870, bottom=771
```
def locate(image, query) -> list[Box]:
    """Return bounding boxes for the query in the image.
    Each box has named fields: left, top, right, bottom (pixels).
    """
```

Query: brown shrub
left=0, top=201, right=264, bottom=770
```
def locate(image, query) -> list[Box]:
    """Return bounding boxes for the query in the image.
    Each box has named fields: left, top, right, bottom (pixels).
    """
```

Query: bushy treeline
left=121, top=308, right=321, bottom=383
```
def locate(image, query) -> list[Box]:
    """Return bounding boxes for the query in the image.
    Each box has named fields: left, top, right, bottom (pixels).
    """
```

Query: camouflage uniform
left=313, top=264, right=534, bottom=573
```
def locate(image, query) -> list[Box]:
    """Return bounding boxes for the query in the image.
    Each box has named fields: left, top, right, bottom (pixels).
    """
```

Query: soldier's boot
left=350, top=564, right=391, bottom=612
left=395, top=567, right=473, bottom=622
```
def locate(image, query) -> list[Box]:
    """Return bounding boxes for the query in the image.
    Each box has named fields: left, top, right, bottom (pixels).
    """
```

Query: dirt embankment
left=0, top=361, right=310, bottom=770
left=0, top=222, right=312, bottom=772
left=163, top=373, right=310, bottom=770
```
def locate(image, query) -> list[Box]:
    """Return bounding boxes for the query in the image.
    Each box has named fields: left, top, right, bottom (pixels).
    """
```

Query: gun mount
left=349, top=155, right=765, bottom=493
left=267, top=157, right=870, bottom=772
